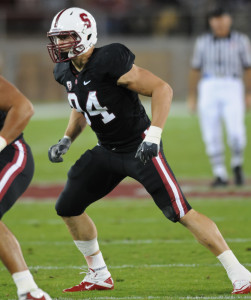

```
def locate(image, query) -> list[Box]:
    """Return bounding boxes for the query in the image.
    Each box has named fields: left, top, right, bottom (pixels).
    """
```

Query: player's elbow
left=22, top=99, right=34, bottom=121
left=166, top=83, right=173, bottom=101
left=161, top=82, right=173, bottom=104
left=152, top=81, right=173, bottom=104
left=27, top=101, right=34, bottom=118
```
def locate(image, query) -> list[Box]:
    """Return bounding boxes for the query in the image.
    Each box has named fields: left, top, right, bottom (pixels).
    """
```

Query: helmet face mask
left=47, top=8, right=97, bottom=63
left=47, top=31, right=81, bottom=63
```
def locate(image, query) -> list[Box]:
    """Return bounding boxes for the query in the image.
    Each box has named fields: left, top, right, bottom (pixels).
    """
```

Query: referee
left=188, top=7, right=251, bottom=187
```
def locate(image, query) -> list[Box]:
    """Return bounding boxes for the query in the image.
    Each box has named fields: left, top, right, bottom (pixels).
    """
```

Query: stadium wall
left=0, top=36, right=195, bottom=102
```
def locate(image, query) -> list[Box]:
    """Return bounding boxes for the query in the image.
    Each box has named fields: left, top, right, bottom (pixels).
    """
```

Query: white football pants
left=198, top=77, right=246, bottom=179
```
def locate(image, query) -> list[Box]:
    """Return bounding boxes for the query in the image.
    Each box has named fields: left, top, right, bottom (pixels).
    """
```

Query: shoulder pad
left=53, top=62, right=70, bottom=84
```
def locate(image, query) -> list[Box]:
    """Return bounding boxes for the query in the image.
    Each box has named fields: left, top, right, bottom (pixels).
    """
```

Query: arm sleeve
left=103, top=43, right=135, bottom=79
left=191, top=37, right=203, bottom=70
left=239, top=34, right=251, bottom=68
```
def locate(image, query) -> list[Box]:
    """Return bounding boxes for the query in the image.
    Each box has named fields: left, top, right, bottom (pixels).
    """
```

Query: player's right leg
left=55, top=146, right=125, bottom=292
left=61, top=213, right=114, bottom=292
left=0, top=139, right=52, bottom=299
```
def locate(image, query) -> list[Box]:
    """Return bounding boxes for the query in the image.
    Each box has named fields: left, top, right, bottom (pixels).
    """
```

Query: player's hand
left=136, top=141, right=159, bottom=164
left=48, top=136, right=71, bottom=163
left=135, top=126, right=162, bottom=164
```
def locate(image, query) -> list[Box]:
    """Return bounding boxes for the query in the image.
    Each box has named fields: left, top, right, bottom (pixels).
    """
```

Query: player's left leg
left=179, top=209, right=229, bottom=255
left=222, top=78, right=246, bottom=185
left=129, top=147, right=251, bottom=294
left=180, top=210, right=251, bottom=294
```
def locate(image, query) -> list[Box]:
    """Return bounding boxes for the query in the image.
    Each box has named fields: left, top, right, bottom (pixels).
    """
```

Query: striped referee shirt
left=191, top=31, right=251, bottom=78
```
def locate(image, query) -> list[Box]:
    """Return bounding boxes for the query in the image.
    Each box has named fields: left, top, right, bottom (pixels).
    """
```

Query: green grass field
left=22, top=107, right=251, bottom=183
left=1, top=198, right=251, bottom=299
left=0, top=105, right=251, bottom=299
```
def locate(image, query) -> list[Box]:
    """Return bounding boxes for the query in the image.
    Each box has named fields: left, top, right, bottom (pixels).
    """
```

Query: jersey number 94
left=68, top=92, right=115, bottom=125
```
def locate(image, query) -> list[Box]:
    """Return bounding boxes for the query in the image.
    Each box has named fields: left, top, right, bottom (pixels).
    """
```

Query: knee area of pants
left=55, top=203, right=84, bottom=217
left=161, top=206, right=178, bottom=222
left=55, top=208, right=67, bottom=217
left=206, top=147, right=224, bottom=157
left=229, top=134, right=245, bottom=147
left=55, top=202, right=71, bottom=217
left=230, top=141, right=244, bottom=153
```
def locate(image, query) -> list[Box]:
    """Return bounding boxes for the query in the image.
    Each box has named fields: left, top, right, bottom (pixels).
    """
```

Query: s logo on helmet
left=80, top=13, right=91, bottom=28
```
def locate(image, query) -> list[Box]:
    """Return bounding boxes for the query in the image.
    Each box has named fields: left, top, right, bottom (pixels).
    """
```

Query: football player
left=0, top=76, right=51, bottom=299
left=47, top=7, right=251, bottom=295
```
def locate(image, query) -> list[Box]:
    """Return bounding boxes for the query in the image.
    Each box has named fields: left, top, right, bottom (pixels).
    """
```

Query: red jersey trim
left=152, top=153, right=188, bottom=218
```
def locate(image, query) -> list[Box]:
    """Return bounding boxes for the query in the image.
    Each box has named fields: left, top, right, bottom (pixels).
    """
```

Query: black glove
left=135, top=141, right=159, bottom=164
left=135, top=126, right=162, bottom=164
left=48, top=136, right=71, bottom=163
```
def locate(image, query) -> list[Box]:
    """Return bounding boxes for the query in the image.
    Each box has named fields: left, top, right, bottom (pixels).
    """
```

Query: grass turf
left=1, top=198, right=251, bottom=299
left=0, top=107, right=250, bottom=299
left=22, top=110, right=251, bottom=183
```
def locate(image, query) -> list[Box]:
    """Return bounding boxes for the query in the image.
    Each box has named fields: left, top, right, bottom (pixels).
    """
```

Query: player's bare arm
left=118, top=64, right=173, bottom=129
left=0, top=76, right=34, bottom=145
left=48, top=109, right=87, bottom=163
left=187, top=68, right=201, bottom=113
left=118, top=64, right=172, bottom=164
left=64, top=108, right=87, bottom=142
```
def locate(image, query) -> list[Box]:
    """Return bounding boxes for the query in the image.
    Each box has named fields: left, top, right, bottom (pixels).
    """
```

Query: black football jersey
left=53, top=43, right=150, bottom=152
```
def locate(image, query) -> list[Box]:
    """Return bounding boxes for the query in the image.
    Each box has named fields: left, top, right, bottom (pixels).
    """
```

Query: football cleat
left=232, top=280, right=251, bottom=294
left=18, top=288, right=52, bottom=300
left=211, top=177, right=228, bottom=188
left=233, top=165, right=245, bottom=186
left=63, top=268, right=114, bottom=292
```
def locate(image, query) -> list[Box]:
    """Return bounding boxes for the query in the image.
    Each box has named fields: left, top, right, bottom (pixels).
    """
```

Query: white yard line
left=42, top=296, right=251, bottom=300
left=2, top=262, right=251, bottom=272
left=18, top=238, right=251, bottom=246
left=181, top=298, right=251, bottom=300
left=6, top=294, right=251, bottom=300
